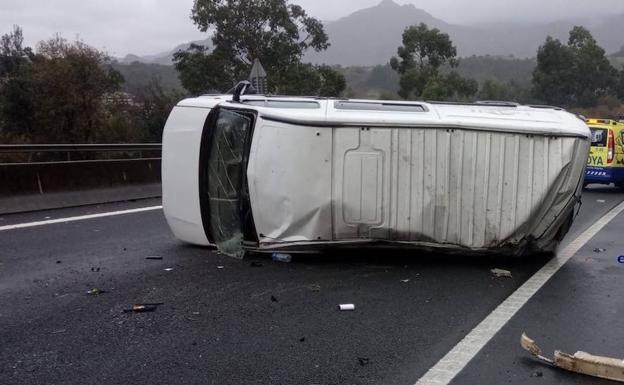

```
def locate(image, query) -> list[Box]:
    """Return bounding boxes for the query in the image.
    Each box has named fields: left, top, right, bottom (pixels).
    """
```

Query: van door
left=588, top=127, right=608, bottom=167
left=199, top=107, right=256, bottom=256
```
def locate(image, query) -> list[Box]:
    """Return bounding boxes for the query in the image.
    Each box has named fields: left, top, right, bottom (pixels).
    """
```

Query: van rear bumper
left=585, top=166, right=624, bottom=184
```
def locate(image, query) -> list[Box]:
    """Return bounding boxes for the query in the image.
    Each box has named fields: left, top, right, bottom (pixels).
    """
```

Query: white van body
left=162, top=95, right=590, bottom=256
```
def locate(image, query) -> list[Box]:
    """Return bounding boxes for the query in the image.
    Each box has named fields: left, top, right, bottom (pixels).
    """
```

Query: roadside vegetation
left=0, top=26, right=180, bottom=144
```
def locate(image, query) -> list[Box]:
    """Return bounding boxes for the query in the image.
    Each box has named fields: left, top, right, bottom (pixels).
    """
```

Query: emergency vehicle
left=584, top=118, right=624, bottom=187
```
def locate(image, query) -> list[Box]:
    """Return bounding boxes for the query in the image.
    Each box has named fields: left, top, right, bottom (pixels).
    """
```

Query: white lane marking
left=415, top=200, right=624, bottom=385
left=0, top=206, right=163, bottom=232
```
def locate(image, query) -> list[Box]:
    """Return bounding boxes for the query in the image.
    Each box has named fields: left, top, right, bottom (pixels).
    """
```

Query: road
left=0, top=187, right=623, bottom=385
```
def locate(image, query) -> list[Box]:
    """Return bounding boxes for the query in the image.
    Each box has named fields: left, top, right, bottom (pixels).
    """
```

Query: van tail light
left=608, top=130, right=615, bottom=164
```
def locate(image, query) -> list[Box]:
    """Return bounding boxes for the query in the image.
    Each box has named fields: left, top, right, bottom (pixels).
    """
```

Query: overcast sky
left=3, top=0, right=624, bottom=57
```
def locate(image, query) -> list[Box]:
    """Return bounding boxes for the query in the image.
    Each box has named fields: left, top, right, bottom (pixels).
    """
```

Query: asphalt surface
left=453, top=185, right=624, bottom=385
left=0, top=188, right=623, bottom=385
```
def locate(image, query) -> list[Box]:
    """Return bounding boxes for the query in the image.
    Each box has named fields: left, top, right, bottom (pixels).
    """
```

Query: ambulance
left=161, top=85, right=590, bottom=257
left=584, top=118, right=624, bottom=187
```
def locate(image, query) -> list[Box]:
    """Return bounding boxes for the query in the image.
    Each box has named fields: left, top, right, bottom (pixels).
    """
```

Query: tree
left=532, top=37, right=575, bottom=106
left=0, top=25, right=33, bottom=78
left=421, top=72, right=478, bottom=101
left=390, top=23, right=457, bottom=99
left=478, top=79, right=507, bottom=100
left=0, top=34, right=126, bottom=143
left=390, top=23, right=475, bottom=100
left=31, top=37, right=124, bottom=142
left=174, top=0, right=344, bottom=96
left=173, top=43, right=229, bottom=94
left=317, top=65, right=346, bottom=97
left=567, top=26, right=616, bottom=106
left=0, top=26, right=35, bottom=140
left=532, top=26, right=616, bottom=107
left=273, top=63, right=346, bottom=96
left=134, top=78, right=184, bottom=142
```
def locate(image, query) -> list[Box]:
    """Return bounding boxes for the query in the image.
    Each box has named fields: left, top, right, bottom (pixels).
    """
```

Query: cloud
left=0, top=0, right=204, bottom=56
left=2, top=0, right=623, bottom=56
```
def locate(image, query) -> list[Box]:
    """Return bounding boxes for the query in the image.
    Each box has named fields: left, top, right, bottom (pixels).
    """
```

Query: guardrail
left=0, top=144, right=163, bottom=214
left=0, top=143, right=162, bottom=164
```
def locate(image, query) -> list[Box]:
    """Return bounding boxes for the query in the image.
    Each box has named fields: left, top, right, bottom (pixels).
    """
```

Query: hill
left=112, top=62, right=186, bottom=94
left=122, top=1, right=624, bottom=66
left=305, top=0, right=624, bottom=65
left=119, top=39, right=212, bottom=66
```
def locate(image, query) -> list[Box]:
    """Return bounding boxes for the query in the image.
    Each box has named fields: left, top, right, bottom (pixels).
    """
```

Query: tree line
left=3, top=0, right=624, bottom=145
left=387, top=22, right=624, bottom=118
left=0, top=26, right=183, bottom=144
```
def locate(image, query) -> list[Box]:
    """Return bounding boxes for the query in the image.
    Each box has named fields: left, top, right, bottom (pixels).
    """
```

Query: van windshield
left=589, top=127, right=608, bottom=147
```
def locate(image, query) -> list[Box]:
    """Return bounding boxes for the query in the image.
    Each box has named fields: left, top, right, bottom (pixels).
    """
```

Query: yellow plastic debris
left=521, top=333, right=624, bottom=382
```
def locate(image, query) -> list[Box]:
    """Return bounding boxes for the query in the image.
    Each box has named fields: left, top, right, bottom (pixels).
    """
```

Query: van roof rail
left=475, top=100, right=520, bottom=107
left=427, top=100, right=518, bottom=107
left=527, top=104, right=564, bottom=111
left=230, top=81, right=257, bottom=103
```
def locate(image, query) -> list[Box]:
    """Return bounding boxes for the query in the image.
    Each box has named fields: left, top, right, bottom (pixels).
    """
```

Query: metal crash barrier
left=0, top=144, right=162, bottom=214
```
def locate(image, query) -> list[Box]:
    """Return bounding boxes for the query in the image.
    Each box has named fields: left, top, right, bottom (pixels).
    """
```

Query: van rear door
left=588, top=127, right=608, bottom=167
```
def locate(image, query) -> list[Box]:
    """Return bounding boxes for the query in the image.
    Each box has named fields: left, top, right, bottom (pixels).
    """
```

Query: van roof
left=177, top=94, right=590, bottom=138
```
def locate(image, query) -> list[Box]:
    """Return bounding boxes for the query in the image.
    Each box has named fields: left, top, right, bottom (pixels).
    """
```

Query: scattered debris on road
left=217, top=266, right=225, bottom=269
left=299, top=337, right=306, bottom=342
left=51, top=329, right=67, bottom=334
left=123, top=303, right=164, bottom=313
left=90, top=267, right=101, bottom=272
left=146, top=256, right=163, bottom=260
left=86, top=288, right=108, bottom=295
left=308, top=284, right=321, bottom=292
left=594, top=248, right=607, bottom=253
left=597, top=199, right=606, bottom=203
left=491, top=268, right=512, bottom=278
left=357, top=357, right=370, bottom=366
left=531, top=371, right=543, bottom=378
left=400, top=279, right=410, bottom=283
left=338, top=304, right=355, bottom=311
left=521, top=333, right=624, bottom=382
left=272, top=253, right=292, bottom=263
left=164, top=268, right=174, bottom=272
left=250, top=261, right=263, bottom=267
left=56, top=260, right=61, bottom=264
left=270, top=295, right=278, bottom=302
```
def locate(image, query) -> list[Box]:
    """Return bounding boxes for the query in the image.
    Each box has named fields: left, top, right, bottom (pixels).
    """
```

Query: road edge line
left=414, top=200, right=624, bottom=385
left=0, top=206, right=163, bottom=231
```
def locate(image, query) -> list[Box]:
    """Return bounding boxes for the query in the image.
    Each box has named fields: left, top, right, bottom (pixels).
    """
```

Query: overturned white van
left=162, top=91, right=590, bottom=257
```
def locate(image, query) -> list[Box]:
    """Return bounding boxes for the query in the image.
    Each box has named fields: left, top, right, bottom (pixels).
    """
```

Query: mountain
left=111, top=62, right=185, bottom=94
left=120, top=39, right=212, bottom=65
left=121, top=0, right=624, bottom=66
left=306, top=0, right=624, bottom=65
left=305, top=0, right=483, bottom=65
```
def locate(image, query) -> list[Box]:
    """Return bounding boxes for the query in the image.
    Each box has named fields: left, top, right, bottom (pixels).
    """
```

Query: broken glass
left=206, top=109, right=252, bottom=257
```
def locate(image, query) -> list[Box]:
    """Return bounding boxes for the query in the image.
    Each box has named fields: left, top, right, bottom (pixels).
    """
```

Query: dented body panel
left=162, top=95, right=590, bottom=256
